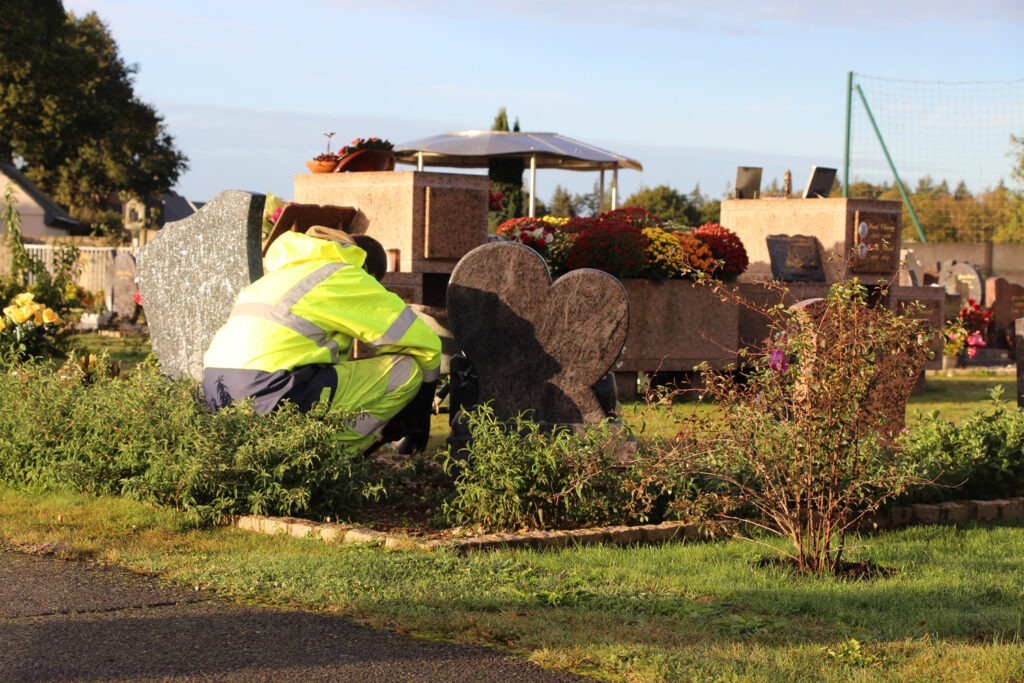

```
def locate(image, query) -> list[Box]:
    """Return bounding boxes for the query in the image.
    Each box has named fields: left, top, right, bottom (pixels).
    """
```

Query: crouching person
left=202, top=225, right=441, bottom=454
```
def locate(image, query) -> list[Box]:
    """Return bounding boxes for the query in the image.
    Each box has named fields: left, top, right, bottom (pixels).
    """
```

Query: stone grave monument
left=720, top=197, right=902, bottom=284
left=446, top=242, right=629, bottom=425
left=105, top=251, right=140, bottom=322
left=136, top=190, right=265, bottom=381
left=293, top=171, right=489, bottom=307
left=937, top=261, right=984, bottom=306
left=985, top=277, right=1024, bottom=349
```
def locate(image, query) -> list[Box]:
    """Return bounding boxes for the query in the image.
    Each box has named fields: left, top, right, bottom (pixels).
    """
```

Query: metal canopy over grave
left=393, top=131, right=643, bottom=217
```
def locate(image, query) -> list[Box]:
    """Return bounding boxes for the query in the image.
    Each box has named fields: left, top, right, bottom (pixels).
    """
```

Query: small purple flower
left=769, top=349, right=789, bottom=372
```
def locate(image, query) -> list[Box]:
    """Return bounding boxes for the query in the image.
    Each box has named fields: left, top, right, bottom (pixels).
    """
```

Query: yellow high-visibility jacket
left=202, top=232, right=441, bottom=418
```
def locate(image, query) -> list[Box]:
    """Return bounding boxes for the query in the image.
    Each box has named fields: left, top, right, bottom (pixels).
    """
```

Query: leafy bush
left=441, top=405, right=644, bottom=531
left=2, top=184, right=81, bottom=314
left=900, top=387, right=1024, bottom=503
left=0, top=356, right=381, bottom=526
left=650, top=280, right=933, bottom=575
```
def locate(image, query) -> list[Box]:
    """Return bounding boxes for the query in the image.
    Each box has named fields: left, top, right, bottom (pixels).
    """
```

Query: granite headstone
left=135, top=190, right=265, bottom=381
left=1016, top=318, right=1024, bottom=408
left=984, top=277, right=1024, bottom=349
left=765, top=234, right=825, bottom=282
left=105, top=251, right=139, bottom=322
left=790, top=297, right=928, bottom=439
left=446, top=242, right=629, bottom=424
left=937, top=261, right=984, bottom=305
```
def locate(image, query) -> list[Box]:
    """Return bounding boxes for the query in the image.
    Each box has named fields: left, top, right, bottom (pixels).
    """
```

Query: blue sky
left=63, top=0, right=1024, bottom=205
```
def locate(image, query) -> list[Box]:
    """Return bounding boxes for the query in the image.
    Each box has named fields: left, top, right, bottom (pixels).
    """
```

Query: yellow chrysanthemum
left=0, top=318, right=5, bottom=332
left=541, top=216, right=570, bottom=227
left=9, top=307, right=31, bottom=324
left=42, top=308, right=60, bottom=324
left=13, top=292, right=34, bottom=306
left=642, top=227, right=685, bottom=279
left=3, top=305, right=16, bottom=319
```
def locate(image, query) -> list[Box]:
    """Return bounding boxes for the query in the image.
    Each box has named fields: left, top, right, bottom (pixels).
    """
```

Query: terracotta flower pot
left=306, top=159, right=339, bottom=173
left=334, top=148, right=395, bottom=173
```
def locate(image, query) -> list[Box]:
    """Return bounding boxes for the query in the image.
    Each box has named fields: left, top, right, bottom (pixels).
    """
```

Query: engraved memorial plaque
left=765, top=234, right=826, bottom=282
left=851, top=210, right=899, bottom=274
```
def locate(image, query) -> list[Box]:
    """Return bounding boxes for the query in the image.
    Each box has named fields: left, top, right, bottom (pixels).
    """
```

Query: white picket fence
left=21, top=245, right=134, bottom=294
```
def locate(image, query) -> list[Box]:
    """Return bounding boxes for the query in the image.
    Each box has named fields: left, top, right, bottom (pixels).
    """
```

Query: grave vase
left=335, top=148, right=396, bottom=173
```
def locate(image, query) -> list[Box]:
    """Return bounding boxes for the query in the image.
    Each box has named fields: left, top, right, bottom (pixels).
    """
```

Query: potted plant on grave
left=306, top=132, right=340, bottom=173
left=334, top=137, right=396, bottom=173
left=944, top=298, right=993, bottom=368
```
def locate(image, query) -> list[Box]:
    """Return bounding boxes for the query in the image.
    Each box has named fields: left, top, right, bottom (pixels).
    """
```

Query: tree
left=548, top=185, right=577, bottom=217
left=622, top=184, right=701, bottom=225
left=487, top=107, right=524, bottom=225
left=689, top=184, right=721, bottom=225
left=0, top=1, right=187, bottom=221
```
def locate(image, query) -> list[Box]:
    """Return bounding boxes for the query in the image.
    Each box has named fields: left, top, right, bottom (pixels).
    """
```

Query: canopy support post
left=417, top=152, right=423, bottom=172
left=611, top=168, right=619, bottom=210
left=599, top=170, right=605, bottom=215
left=528, top=154, right=537, bottom=217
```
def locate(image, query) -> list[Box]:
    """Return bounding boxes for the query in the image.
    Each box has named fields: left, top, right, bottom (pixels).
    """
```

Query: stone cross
left=106, top=251, right=140, bottom=322
left=446, top=242, right=629, bottom=424
left=136, top=190, right=266, bottom=381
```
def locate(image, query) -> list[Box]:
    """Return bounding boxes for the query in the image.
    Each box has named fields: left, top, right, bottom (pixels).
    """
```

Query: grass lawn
left=2, top=487, right=1021, bottom=682
left=6, top=336, right=1022, bottom=679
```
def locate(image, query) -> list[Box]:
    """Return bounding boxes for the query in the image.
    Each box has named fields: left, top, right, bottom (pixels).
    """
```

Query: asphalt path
left=0, top=549, right=591, bottom=682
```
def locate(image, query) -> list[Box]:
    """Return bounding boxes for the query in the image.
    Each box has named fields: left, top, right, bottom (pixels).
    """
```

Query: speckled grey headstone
left=136, top=190, right=265, bottom=381
left=106, top=251, right=139, bottom=322
left=446, top=242, right=629, bottom=424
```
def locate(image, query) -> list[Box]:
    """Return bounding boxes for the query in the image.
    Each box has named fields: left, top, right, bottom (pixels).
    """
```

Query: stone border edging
left=232, top=497, right=1024, bottom=553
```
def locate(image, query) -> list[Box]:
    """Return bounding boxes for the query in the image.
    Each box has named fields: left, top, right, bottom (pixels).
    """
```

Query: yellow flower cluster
left=642, top=227, right=685, bottom=279
left=541, top=216, right=571, bottom=227
left=3, top=292, right=61, bottom=329
left=641, top=227, right=717, bottom=278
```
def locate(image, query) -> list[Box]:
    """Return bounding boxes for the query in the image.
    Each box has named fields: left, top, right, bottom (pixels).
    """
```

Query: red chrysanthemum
left=692, top=222, right=749, bottom=279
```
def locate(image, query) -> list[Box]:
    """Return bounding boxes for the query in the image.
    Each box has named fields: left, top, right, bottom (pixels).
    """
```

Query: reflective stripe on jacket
left=203, top=232, right=442, bottom=387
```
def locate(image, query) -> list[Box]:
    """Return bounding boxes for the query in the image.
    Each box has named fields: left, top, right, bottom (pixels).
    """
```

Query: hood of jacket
left=263, top=231, right=367, bottom=273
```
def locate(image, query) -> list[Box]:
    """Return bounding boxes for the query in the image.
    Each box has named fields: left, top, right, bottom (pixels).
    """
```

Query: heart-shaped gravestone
left=447, top=242, right=629, bottom=424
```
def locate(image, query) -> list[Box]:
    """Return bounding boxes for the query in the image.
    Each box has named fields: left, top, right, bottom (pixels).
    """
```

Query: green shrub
left=441, top=405, right=643, bottom=531
left=0, top=356, right=381, bottom=526
left=654, top=279, right=933, bottom=575
left=900, top=387, right=1024, bottom=503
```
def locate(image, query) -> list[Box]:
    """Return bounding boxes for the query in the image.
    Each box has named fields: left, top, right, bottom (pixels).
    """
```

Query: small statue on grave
left=783, top=170, right=792, bottom=198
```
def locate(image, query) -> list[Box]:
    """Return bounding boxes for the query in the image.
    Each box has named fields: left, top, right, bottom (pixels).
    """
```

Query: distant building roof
left=0, top=161, right=78, bottom=231
left=162, top=190, right=201, bottom=223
